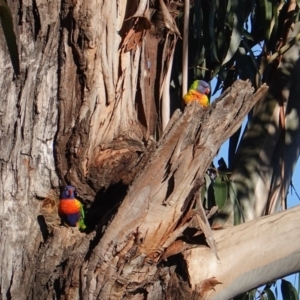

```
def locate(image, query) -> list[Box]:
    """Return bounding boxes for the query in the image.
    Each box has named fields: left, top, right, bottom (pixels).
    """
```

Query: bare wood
left=195, top=194, right=220, bottom=261
left=185, top=205, right=300, bottom=299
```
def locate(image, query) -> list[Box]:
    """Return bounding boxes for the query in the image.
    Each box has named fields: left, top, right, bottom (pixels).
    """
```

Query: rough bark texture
left=0, top=1, right=299, bottom=300
left=0, top=1, right=61, bottom=297
left=0, top=0, right=180, bottom=298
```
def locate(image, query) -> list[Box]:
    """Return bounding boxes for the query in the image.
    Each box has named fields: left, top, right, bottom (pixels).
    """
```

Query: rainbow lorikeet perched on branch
left=58, top=185, right=86, bottom=231
left=183, top=80, right=210, bottom=107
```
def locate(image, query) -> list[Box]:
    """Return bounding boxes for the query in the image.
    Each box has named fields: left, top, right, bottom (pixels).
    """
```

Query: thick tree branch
left=185, top=205, right=300, bottom=299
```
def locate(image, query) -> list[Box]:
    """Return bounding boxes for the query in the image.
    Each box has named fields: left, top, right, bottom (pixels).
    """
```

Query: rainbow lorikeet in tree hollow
left=183, top=80, right=210, bottom=107
left=58, top=185, right=86, bottom=231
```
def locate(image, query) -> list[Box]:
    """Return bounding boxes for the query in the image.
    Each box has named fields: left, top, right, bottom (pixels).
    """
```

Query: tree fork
left=39, top=81, right=268, bottom=299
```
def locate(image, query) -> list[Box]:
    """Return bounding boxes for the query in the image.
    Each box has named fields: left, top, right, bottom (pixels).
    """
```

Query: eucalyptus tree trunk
left=0, top=0, right=173, bottom=297
left=1, top=1, right=300, bottom=300
left=0, top=0, right=158, bottom=297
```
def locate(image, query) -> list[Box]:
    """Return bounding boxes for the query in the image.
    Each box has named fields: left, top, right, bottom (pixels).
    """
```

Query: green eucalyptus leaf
left=270, top=0, right=278, bottom=40
left=221, top=15, right=241, bottom=65
left=228, top=180, right=244, bottom=225
left=201, top=59, right=206, bottom=78
left=192, top=1, right=204, bottom=68
left=200, top=184, right=206, bottom=206
left=264, top=288, right=276, bottom=300
left=258, top=0, right=273, bottom=41
left=242, top=29, right=254, bottom=41
left=248, top=289, right=256, bottom=299
left=201, top=174, right=211, bottom=207
left=281, top=279, right=299, bottom=300
left=202, top=173, right=216, bottom=208
left=205, top=173, right=212, bottom=190
left=213, top=174, right=228, bottom=210
left=0, top=0, right=20, bottom=74
left=207, top=179, right=216, bottom=209
left=221, top=0, right=244, bottom=66
left=209, top=0, right=220, bottom=62
left=226, top=0, right=232, bottom=15
left=296, top=9, right=300, bottom=23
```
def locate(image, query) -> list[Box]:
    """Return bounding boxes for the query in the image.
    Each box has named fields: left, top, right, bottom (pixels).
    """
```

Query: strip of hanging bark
left=121, top=0, right=151, bottom=52
left=121, top=17, right=151, bottom=52
left=195, top=194, right=220, bottom=261
left=158, top=0, right=181, bottom=37
left=128, top=0, right=149, bottom=19
left=159, top=35, right=178, bottom=99
left=161, top=33, right=176, bottom=130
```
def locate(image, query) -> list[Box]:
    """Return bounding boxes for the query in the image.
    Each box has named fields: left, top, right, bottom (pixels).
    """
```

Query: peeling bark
left=0, top=0, right=61, bottom=298
left=1, top=1, right=299, bottom=300
left=55, top=0, right=170, bottom=200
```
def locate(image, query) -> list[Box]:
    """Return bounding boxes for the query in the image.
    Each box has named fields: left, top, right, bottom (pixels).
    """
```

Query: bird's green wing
left=76, top=199, right=86, bottom=231
left=189, top=80, right=199, bottom=91
left=78, top=218, right=86, bottom=231
left=79, top=202, right=85, bottom=220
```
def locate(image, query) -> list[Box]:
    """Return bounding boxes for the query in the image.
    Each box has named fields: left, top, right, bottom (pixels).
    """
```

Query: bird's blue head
left=196, top=80, right=211, bottom=95
left=60, top=185, right=76, bottom=199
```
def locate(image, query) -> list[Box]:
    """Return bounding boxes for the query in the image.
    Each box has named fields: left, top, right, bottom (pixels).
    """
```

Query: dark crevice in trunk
left=32, top=0, right=41, bottom=40
left=84, top=182, right=128, bottom=235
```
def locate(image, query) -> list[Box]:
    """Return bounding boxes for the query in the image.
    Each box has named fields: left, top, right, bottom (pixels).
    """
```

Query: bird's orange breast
left=59, top=199, right=81, bottom=215
left=183, top=90, right=209, bottom=107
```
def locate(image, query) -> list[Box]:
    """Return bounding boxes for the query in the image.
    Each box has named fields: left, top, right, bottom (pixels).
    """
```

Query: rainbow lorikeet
left=58, top=185, right=86, bottom=231
left=183, top=80, right=210, bottom=107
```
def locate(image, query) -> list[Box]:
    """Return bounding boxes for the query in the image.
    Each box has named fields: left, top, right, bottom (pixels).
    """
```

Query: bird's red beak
left=205, top=88, right=210, bottom=95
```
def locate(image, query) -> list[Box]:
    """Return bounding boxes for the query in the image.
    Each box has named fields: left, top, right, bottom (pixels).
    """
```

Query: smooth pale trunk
left=185, top=205, right=300, bottom=299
